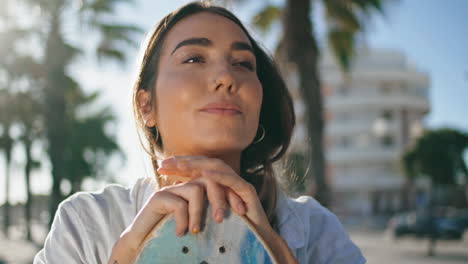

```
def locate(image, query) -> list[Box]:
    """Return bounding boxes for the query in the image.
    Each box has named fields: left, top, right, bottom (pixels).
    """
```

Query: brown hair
left=132, top=1, right=295, bottom=229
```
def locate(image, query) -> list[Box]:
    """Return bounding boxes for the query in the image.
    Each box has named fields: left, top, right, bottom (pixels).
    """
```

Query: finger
left=160, top=157, right=255, bottom=199
left=226, top=188, right=246, bottom=216
left=134, top=191, right=188, bottom=239
left=171, top=182, right=205, bottom=234
left=158, top=157, right=227, bottom=189
left=200, top=169, right=257, bottom=203
left=160, top=156, right=222, bottom=174
left=203, top=179, right=228, bottom=223
left=161, top=165, right=257, bottom=208
left=169, top=195, right=189, bottom=237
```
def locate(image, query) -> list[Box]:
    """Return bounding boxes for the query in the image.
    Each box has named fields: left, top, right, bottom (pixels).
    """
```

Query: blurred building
left=287, top=48, right=430, bottom=217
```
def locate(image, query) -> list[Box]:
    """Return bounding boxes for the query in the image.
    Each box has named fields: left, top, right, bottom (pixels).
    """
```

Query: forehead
left=161, top=12, right=252, bottom=52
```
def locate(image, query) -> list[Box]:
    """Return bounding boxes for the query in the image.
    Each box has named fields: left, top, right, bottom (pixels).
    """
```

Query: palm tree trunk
left=2, top=131, right=13, bottom=238
left=44, top=7, right=67, bottom=227
left=70, top=180, right=82, bottom=197
left=23, top=138, right=33, bottom=241
left=282, top=0, right=330, bottom=207
left=427, top=184, right=438, bottom=256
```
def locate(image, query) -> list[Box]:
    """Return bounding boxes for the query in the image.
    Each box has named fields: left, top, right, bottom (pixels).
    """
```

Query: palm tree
left=21, top=0, right=141, bottom=224
left=63, top=88, right=124, bottom=196
left=0, top=90, right=15, bottom=238
left=402, top=128, right=468, bottom=256
left=15, top=90, right=44, bottom=241
left=403, top=128, right=468, bottom=186
left=250, top=0, right=386, bottom=206
left=0, top=2, right=38, bottom=236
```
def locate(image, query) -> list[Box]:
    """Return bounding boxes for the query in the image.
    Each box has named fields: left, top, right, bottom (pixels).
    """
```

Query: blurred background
left=0, top=0, right=467, bottom=263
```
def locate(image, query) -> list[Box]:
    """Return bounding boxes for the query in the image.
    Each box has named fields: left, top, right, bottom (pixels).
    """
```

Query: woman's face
left=150, top=12, right=262, bottom=158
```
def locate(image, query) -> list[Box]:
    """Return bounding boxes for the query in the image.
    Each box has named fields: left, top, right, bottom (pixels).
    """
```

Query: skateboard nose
left=200, top=261, right=208, bottom=264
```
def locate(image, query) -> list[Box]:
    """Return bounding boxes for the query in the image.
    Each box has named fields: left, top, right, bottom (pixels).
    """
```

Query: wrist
left=108, top=234, right=139, bottom=264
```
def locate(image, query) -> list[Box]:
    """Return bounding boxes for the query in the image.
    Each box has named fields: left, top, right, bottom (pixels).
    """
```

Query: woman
left=34, top=2, right=365, bottom=264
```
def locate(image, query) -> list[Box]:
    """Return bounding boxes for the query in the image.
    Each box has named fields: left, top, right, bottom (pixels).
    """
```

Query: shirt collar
left=275, top=188, right=306, bottom=249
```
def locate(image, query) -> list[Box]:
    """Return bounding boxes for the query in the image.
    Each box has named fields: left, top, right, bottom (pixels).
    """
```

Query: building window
left=340, top=137, right=350, bottom=148
left=380, top=82, right=392, bottom=94
left=337, top=112, right=349, bottom=122
left=400, top=82, right=408, bottom=94
left=338, top=84, right=349, bottom=96
left=382, top=110, right=393, bottom=121
left=381, top=135, right=394, bottom=147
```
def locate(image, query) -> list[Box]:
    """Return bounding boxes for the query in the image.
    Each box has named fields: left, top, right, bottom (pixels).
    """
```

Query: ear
left=136, top=89, right=156, bottom=127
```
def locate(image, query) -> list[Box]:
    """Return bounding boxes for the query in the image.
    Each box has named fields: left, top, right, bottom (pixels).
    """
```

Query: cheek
left=153, top=71, right=203, bottom=127
left=245, top=78, right=263, bottom=118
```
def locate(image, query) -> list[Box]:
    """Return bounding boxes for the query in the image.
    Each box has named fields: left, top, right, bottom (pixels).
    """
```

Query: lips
left=199, top=101, right=242, bottom=115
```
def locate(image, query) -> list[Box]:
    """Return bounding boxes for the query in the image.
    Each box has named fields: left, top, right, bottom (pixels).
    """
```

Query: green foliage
left=251, top=0, right=387, bottom=72
left=81, top=0, right=134, bottom=14
left=251, top=5, right=282, bottom=33
left=324, top=0, right=385, bottom=72
left=402, top=128, right=468, bottom=185
left=64, top=92, right=124, bottom=192
left=36, top=0, right=138, bottom=190
left=327, top=29, right=354, bottom=70
left=1, top=0, right=138, bottom=196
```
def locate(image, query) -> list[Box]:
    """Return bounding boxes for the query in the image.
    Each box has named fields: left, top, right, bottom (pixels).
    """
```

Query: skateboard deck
left=134, top=205, right=278, bottom=263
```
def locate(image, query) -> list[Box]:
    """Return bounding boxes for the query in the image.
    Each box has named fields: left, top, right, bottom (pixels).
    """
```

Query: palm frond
left=251, top=5, right=282, bottom=33
left=96, top=23, right=142, bottom=46
left=351, top=0, right=385, bottom=14
left=96, top=44, right=126, bottom=62
left=327, top=29, right=355, bottom=71
left=81, top=0, right=135, bottom=14
left=324, top=1, right=361, bottom=32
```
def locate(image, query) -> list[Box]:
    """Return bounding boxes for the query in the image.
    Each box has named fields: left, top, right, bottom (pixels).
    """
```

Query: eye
left=183, top=55, right=204, bottom=64
left=233, top=60, right=255, bottom=71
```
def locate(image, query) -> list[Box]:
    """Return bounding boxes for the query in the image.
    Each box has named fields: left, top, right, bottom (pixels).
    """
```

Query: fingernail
left=176, top=229, right=185, bottom=237
left=192, top=227, right=199, bottom=235
left=162, top=158, right=176, bottom=168
left=215, top=208, right=224, bottom=222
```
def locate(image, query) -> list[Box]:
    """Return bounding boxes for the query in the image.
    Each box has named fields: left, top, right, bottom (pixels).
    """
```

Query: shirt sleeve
left=33, top=199, right=91, bottom=264
left=300, top=197, right=366, bottom=264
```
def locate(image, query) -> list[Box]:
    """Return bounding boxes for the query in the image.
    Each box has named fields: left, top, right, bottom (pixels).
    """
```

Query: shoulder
left=63, top=183, right=133, bottom=214
left=62, top=177, right=156, bottom=219
left=276, top=194, right=336, bottom=248
left=34, top=177, right=156, bottom=263
left=277, top=193, right=366, bottom=264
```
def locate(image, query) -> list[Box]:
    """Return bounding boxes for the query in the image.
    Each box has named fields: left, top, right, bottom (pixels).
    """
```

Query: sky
left=1, top=0, right=467, bottom=204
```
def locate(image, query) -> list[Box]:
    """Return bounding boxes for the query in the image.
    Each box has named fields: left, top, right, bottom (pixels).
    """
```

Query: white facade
left=288, top=48, right=430, bottom=216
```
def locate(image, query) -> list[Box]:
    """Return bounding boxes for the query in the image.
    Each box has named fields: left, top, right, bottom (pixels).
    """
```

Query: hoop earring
left=153, top=125, right=160, bottom=143
left=253, top=124, right=265, bottom=144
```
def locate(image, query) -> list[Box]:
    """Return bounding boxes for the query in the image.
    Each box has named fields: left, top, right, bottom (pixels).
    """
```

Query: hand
left=156, top=155, right=273, bottom=234
left=156, top=155, right=297, bottom=264
left=108, top=155, right=297, bottom=264
left=108, top=155, right=274, bottom=264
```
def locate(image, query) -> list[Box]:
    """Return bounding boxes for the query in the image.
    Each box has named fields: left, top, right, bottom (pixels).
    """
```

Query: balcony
left=327, top=119, right=400, bottom=137
left=328, top=147, right=402, bottom=163
left=332, top=172, right=404, bottom=191
left=326, top=93, right=430, bottom=112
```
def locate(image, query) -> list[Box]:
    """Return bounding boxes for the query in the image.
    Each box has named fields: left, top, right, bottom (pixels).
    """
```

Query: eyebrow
left=170, top=37, right=255, bottom=55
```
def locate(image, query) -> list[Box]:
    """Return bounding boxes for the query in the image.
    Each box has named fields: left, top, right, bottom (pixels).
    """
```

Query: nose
left=211, top=64, right=237, bottom=93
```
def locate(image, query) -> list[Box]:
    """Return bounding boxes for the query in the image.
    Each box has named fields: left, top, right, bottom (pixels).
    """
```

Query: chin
left=196, top=137, right=249, bottom=153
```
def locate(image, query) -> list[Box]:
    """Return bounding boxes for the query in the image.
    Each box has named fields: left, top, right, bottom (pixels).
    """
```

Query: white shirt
left=34, top=177, right=366, bottom=264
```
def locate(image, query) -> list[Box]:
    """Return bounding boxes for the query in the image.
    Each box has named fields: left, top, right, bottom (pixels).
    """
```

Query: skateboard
left=134, top=205, right=278, bottom=263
